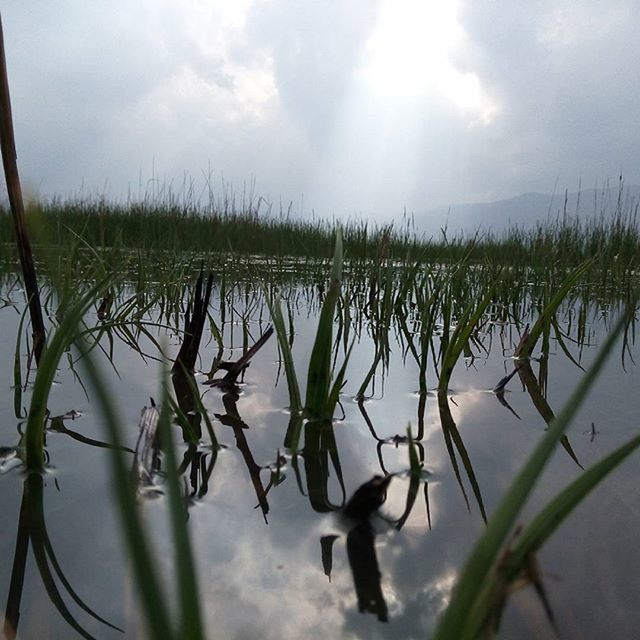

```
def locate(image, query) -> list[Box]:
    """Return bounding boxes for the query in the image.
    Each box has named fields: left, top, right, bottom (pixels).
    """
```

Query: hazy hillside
left=419, top=183, right=640, bottom=237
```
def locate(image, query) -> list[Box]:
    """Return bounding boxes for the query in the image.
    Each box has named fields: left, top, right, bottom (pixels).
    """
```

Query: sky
left=2, top=1, right=639, bottom=224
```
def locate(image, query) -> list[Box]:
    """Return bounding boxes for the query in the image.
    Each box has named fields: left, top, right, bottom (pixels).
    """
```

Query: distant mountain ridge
left=419, top=184, right=640, bottom=237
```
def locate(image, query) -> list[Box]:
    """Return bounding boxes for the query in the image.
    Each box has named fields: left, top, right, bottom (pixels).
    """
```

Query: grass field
left=1, top=194, right=640, bottom=274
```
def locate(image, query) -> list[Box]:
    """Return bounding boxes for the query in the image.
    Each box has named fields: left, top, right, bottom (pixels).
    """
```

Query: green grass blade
left=305, top=230, right=343, bottom=419
left=263, top=289, right=302, bottom=414
left=157, top=376, right=204, bottom=639
left=512, top=432, right=640, bottom=563
left=466, top=431, right=640, bottom=637
left=517, top=259, right=594, bottom=358
left=432, top=309, right=627, bottom=640
left=325, top=341, right=353, bottom=418
left=438, top=277, right=497, bottom=392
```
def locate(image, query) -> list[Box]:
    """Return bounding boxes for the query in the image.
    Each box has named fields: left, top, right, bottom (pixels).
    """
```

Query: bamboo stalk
left=0, top=14, right=45, bottom=364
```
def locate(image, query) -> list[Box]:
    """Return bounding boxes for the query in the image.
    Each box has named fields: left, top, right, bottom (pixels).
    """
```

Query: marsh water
left=1, top=270, right=639, bottom=640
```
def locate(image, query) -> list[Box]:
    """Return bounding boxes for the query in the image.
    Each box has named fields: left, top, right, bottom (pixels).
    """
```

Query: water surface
left=1, top=281, right=639, bottom=639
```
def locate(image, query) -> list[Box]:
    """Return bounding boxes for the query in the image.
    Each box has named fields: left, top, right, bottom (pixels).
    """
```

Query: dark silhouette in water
left=347, top=521, right=388, bottom=622
left=343, top=474, right=393, bottom=521
left=334, top=475, right=394, bottom=622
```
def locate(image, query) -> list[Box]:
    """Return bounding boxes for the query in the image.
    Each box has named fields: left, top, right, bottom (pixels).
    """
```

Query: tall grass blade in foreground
left=432, top=309, right=631, bottom=640
left=465, top=430, right=640, bottom=637
left=157, top=375, right=204, bottom=638
left=75, top=339, right=200, bottom=639
left=0, top=16, right=46, bottom=363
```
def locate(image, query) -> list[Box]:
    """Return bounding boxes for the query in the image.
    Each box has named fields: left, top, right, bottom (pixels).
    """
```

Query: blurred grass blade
left=157, top=375, right=204, bottom=639
left=432, top=309, right=627, bottom=640
left=511, top=433, right=640, bottom=559
left=75, top=336, right=173, bottom=639
left=25, top=278, right=110, bottom=471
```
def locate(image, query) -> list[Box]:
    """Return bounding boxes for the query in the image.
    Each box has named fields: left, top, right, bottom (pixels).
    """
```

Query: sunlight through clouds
left=360, top=0, right=497, bottom=123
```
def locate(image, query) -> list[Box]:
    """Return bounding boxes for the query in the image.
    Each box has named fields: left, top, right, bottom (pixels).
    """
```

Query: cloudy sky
left=2, top=1, right=639, bottom=223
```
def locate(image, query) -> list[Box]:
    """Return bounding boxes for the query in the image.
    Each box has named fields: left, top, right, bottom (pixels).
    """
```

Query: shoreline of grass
left=0, top=195, right=639, bottom=270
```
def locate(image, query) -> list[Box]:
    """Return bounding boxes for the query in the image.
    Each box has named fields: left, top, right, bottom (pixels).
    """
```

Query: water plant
left=515, top=259, right=594, bottom=359
left=303, top=230, right=351, bottom=420
left=2, top=186, right=640, bottom=296
left=267, top=229, right=352, bottom=454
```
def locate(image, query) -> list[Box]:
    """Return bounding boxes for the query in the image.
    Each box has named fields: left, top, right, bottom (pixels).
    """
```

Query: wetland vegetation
left=1, top=194, right=640, bottom=639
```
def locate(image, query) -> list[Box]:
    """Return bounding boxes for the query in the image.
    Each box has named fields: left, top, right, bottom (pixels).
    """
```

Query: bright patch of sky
left=360, top=0, right=496, bottom=123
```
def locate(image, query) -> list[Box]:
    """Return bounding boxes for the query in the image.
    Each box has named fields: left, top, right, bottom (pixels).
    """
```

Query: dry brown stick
left=0, top=14, right=45, bottom=364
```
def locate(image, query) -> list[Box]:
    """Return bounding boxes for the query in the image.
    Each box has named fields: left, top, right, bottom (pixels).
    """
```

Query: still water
left=0, top=281, right=639, bottom=639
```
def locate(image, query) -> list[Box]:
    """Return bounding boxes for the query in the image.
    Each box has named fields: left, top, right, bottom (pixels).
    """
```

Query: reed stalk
left=0, top=15, right=45, bottom=364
